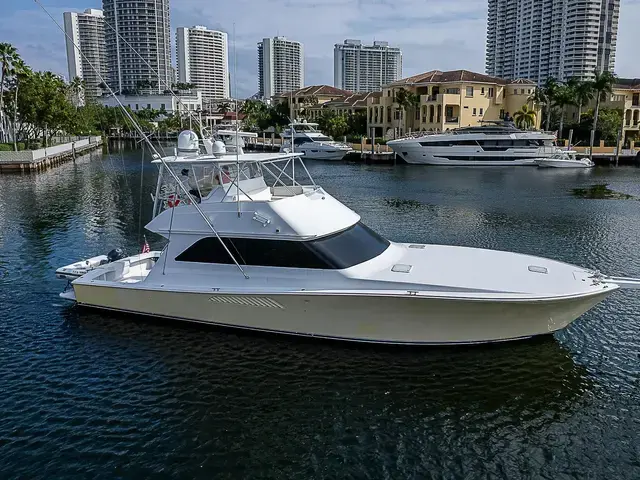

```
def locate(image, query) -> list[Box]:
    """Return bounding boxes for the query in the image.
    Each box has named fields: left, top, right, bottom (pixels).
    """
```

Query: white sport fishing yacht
left=387, top=121, right=557, bottom=166
left=280, top=121, right=353, bottom=160
left=55, top=130, right=640, bottom=345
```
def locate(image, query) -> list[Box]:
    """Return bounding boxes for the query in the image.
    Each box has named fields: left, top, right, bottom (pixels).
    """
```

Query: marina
left=1, top=0, right=638, bottom=477
left=0, top=145, right=639, bottom=476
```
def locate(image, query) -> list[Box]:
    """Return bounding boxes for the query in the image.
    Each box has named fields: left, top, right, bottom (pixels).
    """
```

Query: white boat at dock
left=56, top=130, right=640, bottom=345
left=535, top=151, right=594, bottom=168
left=387, top=121, right=557, bottom=166
left=280, top=121, right=352, bottom=160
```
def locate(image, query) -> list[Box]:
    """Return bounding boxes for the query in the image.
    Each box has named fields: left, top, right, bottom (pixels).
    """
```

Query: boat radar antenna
left=33, top=0, right=249, bottom=279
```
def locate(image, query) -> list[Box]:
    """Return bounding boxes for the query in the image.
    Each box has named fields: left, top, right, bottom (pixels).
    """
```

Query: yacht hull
left=395, top=150, right=539, bottom=166
left=536, top=159, right=593, bottom=168
left=295, top=148, right=351, bottom=161
left=70, top=284, right=613, bottom=345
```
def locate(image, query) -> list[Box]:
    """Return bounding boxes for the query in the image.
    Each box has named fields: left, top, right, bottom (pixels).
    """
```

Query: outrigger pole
left=34, top=0, right=250, bottom=279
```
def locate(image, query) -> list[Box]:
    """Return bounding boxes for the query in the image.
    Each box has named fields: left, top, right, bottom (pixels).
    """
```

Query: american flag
left=141, top=237, right=150, bottom=254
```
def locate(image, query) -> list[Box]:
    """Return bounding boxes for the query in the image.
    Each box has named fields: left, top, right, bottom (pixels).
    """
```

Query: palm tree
left=514, top=104, right=536, bottom=130
left=217, top=102, right=231, bottom=114
left=541, top=77, right=558, bottom=131
left=0, top=43, right=19, bottom=142
left=589, top=70, right=617, bottom=161
left=395, top=88, right=420, bottom=133
left=567, top=77, right=593, bottom=123
left=9, top=58, right=29, bottom=150
left=553, top=84, right=575, bottom=140
left=68, top=76, right=85, bottom=108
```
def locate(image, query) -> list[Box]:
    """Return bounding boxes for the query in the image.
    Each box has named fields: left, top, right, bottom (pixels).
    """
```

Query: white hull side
left=394, top=150, right=539, bottom=166
left=298, top=148, right=350, bottom=161
left=536, top=159, right=593, bottom=168
left=71, top=284, right=613, bottom=345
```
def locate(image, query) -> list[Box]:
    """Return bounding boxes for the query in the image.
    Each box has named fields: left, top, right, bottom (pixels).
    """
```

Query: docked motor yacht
left=280, top=121, right=353, bottom=160
left=387, top=121, right=557, bottom=166
left=56, top=130, right=640, bottom=345
left=535, top=151, right=594, bottom=168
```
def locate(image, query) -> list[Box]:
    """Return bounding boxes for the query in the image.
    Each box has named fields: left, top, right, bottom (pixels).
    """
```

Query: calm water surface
left=0, top=146, right=639, bottom=479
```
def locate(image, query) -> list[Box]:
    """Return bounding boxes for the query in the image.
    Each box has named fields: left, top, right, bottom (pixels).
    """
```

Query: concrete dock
left=0, top=136, right=103, bottom=173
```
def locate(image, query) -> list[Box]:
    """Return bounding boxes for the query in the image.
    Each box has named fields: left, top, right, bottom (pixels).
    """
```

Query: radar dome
left=177, top=130, right=199, bottom=155
left=211, top=140, right=226, bottom=157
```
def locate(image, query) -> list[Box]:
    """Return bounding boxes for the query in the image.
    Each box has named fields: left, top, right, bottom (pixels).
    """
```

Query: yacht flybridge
left=280, top=121, right=353, bottom=160
left=56, top=131, right=640, bottom=345
left=387, top=121, right=558, bottom=166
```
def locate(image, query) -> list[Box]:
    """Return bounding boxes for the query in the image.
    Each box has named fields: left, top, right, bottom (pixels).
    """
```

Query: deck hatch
left=392, top=264, right=413, bottom=273
left=528, top=265, right=548, bottom=274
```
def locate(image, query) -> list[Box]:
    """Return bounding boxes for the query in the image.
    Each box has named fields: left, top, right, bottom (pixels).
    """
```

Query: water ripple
left=0, top=152, right=639, bottom=478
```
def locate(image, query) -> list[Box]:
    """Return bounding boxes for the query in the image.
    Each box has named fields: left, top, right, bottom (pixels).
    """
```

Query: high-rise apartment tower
left=102, top=0, right=172, bottom=93
left=334, top=40, right=402, bottom=92
left=486, top=0, right=620, bottom=83
left=176, top=26, right=230, bottom=101
left=257, top=37, right=304, bottom=99
left=63, top=9, right=107, bottom=104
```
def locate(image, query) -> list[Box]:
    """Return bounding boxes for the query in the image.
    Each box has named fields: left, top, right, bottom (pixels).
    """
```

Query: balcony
left=445, top=117, right=459, bottom=124
left=421, top=94, right=438, bottom=103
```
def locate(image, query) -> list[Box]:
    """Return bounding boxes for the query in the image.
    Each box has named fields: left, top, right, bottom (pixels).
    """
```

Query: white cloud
left=2, top=0, right=639, bottom=98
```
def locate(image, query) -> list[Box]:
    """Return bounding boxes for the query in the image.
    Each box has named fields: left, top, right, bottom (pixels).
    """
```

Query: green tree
left=68, top=76, right=85, bottom=108
left=217, top=102, right=232, bottom=114
left=346, top=111, right=367, bottom=137
left=0, top=43, right=20, bottom=142
left=395, top=87, right=420, bottom=132
left=514, top=104, right=536, bottom=130
left=568, top=77, right=594, bottom=123
left=579, top=107, right=622, bottom=144
left=5, top=57, right=29, bottom=150
left=553, top=84, right=575, bottom=139
left=589, top=69, right=617, bottom=161
left=541, top=77, right=558, bottom=131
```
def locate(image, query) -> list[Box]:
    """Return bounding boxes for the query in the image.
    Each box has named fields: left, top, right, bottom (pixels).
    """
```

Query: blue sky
left=3, top=0, right=639, bottom=98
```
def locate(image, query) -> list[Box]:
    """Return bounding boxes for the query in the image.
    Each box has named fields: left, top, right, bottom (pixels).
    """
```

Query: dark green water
left=1, top=146, right=639, bottom=479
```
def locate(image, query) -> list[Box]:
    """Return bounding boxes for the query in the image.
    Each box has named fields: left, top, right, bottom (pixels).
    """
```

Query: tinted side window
left=175, top=237, right=328, bottom=269
left=175, top=222, right=390, bottom=269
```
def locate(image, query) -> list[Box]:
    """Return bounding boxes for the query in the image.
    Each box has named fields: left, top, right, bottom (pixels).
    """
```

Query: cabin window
left=175, top=222, right=390, bottom=270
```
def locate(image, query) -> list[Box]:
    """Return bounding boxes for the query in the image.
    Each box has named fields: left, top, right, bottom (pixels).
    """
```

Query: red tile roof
left=389, top=70, right=535, bottom=87
left=278, top=85, right=353, bottom=98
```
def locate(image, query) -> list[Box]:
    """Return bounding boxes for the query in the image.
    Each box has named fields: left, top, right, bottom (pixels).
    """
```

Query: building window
left=489, top=88, right=494, bottom=97
left=147, top=104, right=151, bottom=109
left=481, top=87, right=485, bottom=95
left=499, top=109, right=505, bottom=119
left=472, top=108, right=477, bottom=116
left=135, top=104, right=139, bottom=110
left=161, top=104, right=166, bottom=110
left=479, top=108, right=484, bottom=115
left=466, top=87, right=474, bottom=97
